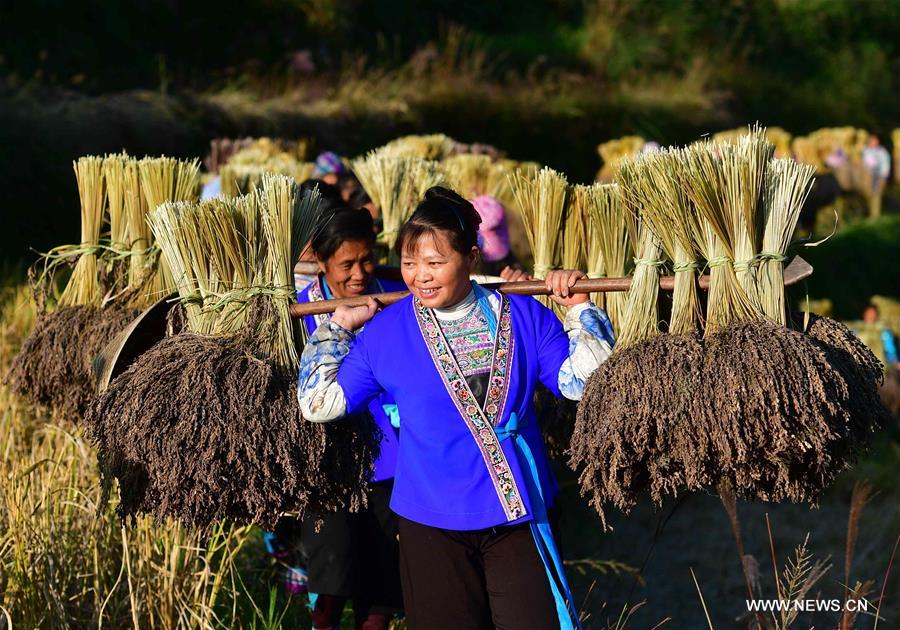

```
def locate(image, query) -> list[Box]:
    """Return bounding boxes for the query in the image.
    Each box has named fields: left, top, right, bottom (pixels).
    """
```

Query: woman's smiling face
left=400, top=230, right=478, bottom=309
left=318, top=239, right=375, bottom=298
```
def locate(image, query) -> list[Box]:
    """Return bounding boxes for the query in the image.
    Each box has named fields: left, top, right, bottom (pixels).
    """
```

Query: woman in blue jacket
left=299, top=188, right=614, bottom=629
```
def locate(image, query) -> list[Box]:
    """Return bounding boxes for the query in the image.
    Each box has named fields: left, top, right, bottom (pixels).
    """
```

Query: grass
left=0, top=282, right=317, bottom=627
left=793, top=214, right=900, bottom=320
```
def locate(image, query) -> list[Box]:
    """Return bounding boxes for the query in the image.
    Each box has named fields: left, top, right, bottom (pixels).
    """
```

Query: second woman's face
left=319, top=239, right=375, bottom=299
left=401, top=231, right=478, bottom=309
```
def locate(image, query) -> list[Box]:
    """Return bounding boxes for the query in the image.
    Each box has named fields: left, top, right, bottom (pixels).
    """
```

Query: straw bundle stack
left=88, top=177, right=377, bottom=529
left=596, top=136, right=646, bottom=182
left=380, top=134, right=458, bottom=160
left=352, top=150, right=447, bottom=257
left=9, top=153, right=204, bottom=422
left=571, top=132, right=889, bottom=528
left=713, top=126, right=793, bottom=159
left=509, top=167, right=568, bottom=309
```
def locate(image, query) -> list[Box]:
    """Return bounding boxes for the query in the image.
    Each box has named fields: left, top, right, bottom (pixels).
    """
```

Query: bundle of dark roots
left=86, top=331, right=379, bottom=531
left=569, top=315, right=890, bottom=528
left=7, top=305, right=139, bottom=421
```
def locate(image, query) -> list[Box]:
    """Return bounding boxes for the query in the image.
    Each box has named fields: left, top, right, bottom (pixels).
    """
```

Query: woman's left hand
left=544, top=269, right=589, bottom=307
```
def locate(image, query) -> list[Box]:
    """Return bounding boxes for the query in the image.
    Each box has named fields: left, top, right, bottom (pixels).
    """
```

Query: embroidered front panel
left=414, top=293, right=523, bottom=522
left=439, top=303, right=494, bottom=379
left=306, top=278, right=331, bottom=329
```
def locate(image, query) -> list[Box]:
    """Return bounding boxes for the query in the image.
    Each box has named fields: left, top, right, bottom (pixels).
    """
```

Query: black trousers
left=398, top=516, right=560, bottom=630
left=300, top=480, right=404, bottom=619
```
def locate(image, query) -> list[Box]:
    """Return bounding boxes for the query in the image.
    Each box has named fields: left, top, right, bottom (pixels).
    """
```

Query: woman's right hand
left=331, top=297, right=379, bottom=331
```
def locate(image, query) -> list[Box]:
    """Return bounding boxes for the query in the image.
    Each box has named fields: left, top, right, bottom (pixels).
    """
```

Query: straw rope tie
left=179, top=285, right=298, bottom=312
left=706, top=256, right=732, bottom=269
left=671, top=261, right=700, bottom=272
left=632, top=257, right=665, bottom=268
left=755, top=252, right=788, bottom=263
left=732, top=259, right=755, bottom=272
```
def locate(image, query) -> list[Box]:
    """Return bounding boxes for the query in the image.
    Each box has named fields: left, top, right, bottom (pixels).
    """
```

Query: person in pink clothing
left=469, top=195, right=533, bottom=281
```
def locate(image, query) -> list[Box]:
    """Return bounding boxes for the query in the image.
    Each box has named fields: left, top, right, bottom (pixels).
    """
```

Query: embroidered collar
left=413, top=290, right=523, bottom=521
left=307, top=274, right=384, bottom=328
left=433, top=289, right=477, bottom=322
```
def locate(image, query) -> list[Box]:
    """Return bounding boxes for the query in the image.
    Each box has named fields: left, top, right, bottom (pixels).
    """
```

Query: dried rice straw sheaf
left=509, top=166, right=568, bottom=311
left=441, top=154, right=493, bottom=198
left=681, top=139, right=762, bottom=334
left=88, top=177, right=377, bottom=529
left=379, top=133, right=458, bottom=160
left=612, top=202, right=664, bottom=350
left=8, top=155, right=142, bottom=421
left=352, top=151, right=446, bottom=258
left=219, top=161, right=315, bottom=197
left=59, top=156, right=106, bottom=307
left=619, top=151, right=702, bottom=336
left=139, top=156, right=201, bottom=297
left=581, top=183, right=630, bottom=332
left=759, top=158, right=816, bottom=325
left=570, top=136, right=888, bottom=529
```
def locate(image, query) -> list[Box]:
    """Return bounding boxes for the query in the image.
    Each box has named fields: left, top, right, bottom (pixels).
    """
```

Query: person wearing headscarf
left=312, top=151, right=347, bottom=185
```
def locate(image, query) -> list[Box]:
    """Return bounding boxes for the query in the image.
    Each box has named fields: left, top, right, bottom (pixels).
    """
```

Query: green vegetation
left=794, top=214, right=900, bottom=320
left=2, top=1, right=899, bottom=263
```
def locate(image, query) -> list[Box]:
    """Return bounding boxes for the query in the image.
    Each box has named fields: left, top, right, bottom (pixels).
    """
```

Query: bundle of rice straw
left=509, top=167, right=568, bottom=277
left=219, top=161, right=315, bottom=197
left=352, top=151, right=447, bottom=256
left=579, top=183, right=629, bottom=331
left=681, top=139, right=763, bottom=334
left=9, top=154, right=203, bottom=422
left=759, top=158, right=816, bottom=325
left=139, top=156, right=201, bottom=297
left=123, top=160, right=154, bottom=302
left=379, top=134, right=458, bottom=160
left=561, top=186, right=588, bottom=274
left=87, top=176, right=377, bottom=529
left=612, top=180, right=664, bottom=350
left=596, top=136, right=645, bottom=182
left=790, top=136, right=827, bottom=174
left=9, top=156, right=139, bottom=420
left=509, top=167, right=569, bottom=313
left=619, top=151, right=701, bottom=337
left=570, top=133, right=889, bottom=529
left=713, top=126, right=793, bottom=159
left=59, top=157, right=105, bottom=307
left=573, top=185, right=605, bottom=308
left=441, top=154, right=494, bottom=198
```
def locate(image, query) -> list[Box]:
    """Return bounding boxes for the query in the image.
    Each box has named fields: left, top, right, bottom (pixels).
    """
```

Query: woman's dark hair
left=348, top=186, right=371, bottom=208
left=396, top=186, right=482, bottom=257
left=310, top=207, right=376, bottom=261
left=300, top=178, right=345, bottom=214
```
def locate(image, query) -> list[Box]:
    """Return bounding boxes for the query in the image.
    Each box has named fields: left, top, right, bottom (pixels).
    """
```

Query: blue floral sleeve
left=558, top=302, right=614, bottom=400
left=297, top=321, right=354, bottom=422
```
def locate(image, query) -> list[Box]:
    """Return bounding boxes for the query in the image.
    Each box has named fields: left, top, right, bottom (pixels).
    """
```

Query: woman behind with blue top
left=297, top=206, right=406, bottom=630
left=298, top=187, right=615, bottom=629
